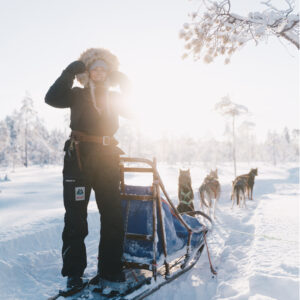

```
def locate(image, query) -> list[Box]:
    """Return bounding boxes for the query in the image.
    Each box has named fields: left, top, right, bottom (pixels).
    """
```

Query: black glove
left=64, top=61, right=86, bottom=76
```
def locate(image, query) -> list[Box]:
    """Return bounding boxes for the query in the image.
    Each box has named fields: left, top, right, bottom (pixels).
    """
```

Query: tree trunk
left=232, top=115, right=237, bottom=177
left=24, top=123, right=28, bottom=167
left=272, top=139, right=277, bottom=166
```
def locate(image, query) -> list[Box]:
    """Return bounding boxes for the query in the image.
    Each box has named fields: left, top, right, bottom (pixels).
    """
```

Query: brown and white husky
left=233, top=168, right=258, bottom=200
left=199, top=169, right=221, bottom=219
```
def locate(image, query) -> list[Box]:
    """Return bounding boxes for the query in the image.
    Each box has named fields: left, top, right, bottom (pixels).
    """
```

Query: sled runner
left=49, top=157, right=212, bottom=300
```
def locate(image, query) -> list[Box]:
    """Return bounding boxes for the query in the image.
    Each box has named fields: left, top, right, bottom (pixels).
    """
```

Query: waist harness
left=69, top=130, right=118, bottom=171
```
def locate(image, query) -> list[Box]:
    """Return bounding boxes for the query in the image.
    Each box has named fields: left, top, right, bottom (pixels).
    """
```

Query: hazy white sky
left=0, top=0, right=299, bottom=140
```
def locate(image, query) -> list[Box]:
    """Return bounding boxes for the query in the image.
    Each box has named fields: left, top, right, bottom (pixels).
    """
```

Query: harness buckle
left=103, top=136, right=110, bottom=146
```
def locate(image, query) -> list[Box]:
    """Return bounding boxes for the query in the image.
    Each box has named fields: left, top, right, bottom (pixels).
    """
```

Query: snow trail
left=148, top=164, right=299, bottom=300
left=0, top=163, right=298, bottom=299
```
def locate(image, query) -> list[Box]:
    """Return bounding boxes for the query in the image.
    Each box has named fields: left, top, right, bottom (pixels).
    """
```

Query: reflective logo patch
left=75, top=187, right=85, bottom=201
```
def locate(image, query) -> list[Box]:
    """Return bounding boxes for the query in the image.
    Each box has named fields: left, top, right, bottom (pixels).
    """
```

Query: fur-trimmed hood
left=76, top=48, right=119, bottom=87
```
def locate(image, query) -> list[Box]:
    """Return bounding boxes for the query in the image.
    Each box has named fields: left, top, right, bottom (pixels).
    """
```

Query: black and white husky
left=231, top=177, right=247, bottom=208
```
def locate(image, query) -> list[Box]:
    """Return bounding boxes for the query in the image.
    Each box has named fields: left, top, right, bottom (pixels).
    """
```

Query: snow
left=0, top=162, right=299, bottom=299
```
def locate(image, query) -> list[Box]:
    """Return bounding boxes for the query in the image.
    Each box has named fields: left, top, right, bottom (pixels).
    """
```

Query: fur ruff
left=76, top=48, right=119, bottom=87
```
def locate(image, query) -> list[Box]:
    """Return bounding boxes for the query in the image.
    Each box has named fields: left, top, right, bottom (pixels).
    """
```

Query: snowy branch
left=215, top=95, right=249, bottom=116
left=180, top=0, right=299, bottom=64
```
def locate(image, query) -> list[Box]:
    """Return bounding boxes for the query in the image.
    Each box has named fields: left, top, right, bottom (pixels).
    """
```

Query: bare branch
left=280, top=30, right=299, bottom=49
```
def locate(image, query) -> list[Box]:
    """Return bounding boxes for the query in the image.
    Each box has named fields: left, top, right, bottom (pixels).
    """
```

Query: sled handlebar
left=120, top=157, right=154, bottom=167
left=183, top=211, right=213, bottom=224
left=120, top=156, right=193, bottom=234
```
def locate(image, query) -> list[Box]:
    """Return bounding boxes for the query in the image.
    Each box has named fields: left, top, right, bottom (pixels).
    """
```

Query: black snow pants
left=61, top=140, right=124, bottom=278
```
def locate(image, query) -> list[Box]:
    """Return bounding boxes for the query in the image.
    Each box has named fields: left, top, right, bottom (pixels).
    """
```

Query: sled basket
left=120, top=157, right=208, bottom=280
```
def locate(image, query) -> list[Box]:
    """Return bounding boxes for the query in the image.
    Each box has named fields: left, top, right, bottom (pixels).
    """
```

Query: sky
left=0, top=0, right=299, bottom=141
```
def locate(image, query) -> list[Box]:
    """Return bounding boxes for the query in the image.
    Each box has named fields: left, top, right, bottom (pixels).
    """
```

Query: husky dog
left=199, top=169, right=221, bottom=219
left=177, top=169, right=195, bottom=214
left=234, top=168, right=258, bottom=200
left=231, top=177, right=247, bottom=208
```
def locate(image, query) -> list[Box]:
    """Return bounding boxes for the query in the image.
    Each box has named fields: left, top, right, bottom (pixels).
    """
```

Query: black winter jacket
left=45, top=69, right=125, bottom=137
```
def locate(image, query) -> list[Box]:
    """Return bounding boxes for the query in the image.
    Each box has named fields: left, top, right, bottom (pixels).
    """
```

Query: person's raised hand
left=65, top=61, right=86, bottom=76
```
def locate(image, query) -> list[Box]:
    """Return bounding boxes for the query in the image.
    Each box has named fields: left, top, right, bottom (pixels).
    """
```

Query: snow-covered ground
left=0, top=162, right=299, bottom=300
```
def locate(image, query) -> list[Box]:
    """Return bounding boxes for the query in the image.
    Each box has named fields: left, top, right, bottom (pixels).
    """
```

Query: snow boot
left=91, top=271, right=128, bottom=296
left=89, top=271, right=126, bottom=286
left=101, top=271, right=126, bottom=282
left=98, top=278, right=128, bottom=295
left=67, top=275, right=84, bottom=289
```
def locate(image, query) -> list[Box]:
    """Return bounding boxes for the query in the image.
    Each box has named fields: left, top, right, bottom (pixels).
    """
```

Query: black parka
left=45, top=69, right=124, bottom=137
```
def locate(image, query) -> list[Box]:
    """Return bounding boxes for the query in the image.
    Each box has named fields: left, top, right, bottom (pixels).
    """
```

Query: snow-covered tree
left=48, top=129, right=67, bottom=164
left=221, top=122, right=234, bottom=161
left=265, top=130, right=280, bottom=165
left=283, top=126, right=291, bottom=144
left=237, top=121, right=256, bottom=163
left=5, top=112, right=23, bottom=169
left=0, top=121, right=10, bottom=165
left=19, top=92, right=37, bottom=167
left=292, top=129, right=300, bottom=140
left=215, top=95, right=248, bottom=176
left=278, top=126, right=297, bottom=162
left=0, top=95, right=69, bottom=168
left=180, top=0, right=299, bottom=64
left=291, top=128, right=300, bottom=157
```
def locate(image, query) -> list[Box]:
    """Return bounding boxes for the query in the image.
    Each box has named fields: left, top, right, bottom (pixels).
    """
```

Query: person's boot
left=90, top=270, right=126, bottom=286
left=67, top=275, right=83, bottom=289
left=98, top=271, right=128, bottom=295
left=101, top=272, right=126, bottom=282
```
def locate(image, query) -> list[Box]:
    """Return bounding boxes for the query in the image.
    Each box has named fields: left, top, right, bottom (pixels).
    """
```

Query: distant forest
left=0, top=96, right=299, bottom=168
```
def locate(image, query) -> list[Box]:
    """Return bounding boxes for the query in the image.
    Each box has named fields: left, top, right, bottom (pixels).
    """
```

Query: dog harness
left=180, top=190, right=193, bottom=204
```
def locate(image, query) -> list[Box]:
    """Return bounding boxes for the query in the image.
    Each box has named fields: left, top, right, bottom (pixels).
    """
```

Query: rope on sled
left=130, top=269, right=139, bottom=283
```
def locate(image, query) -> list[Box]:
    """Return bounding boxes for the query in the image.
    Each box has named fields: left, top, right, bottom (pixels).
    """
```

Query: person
left=45, top=48, right=131, bottom=289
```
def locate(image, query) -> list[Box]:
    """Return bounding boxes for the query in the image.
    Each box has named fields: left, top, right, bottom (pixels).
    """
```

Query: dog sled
left=50, top=157, right=214, bottom=300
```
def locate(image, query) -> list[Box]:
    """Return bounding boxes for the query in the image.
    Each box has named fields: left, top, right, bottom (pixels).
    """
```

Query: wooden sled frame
left=119, top=157, right=209, bottom=281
